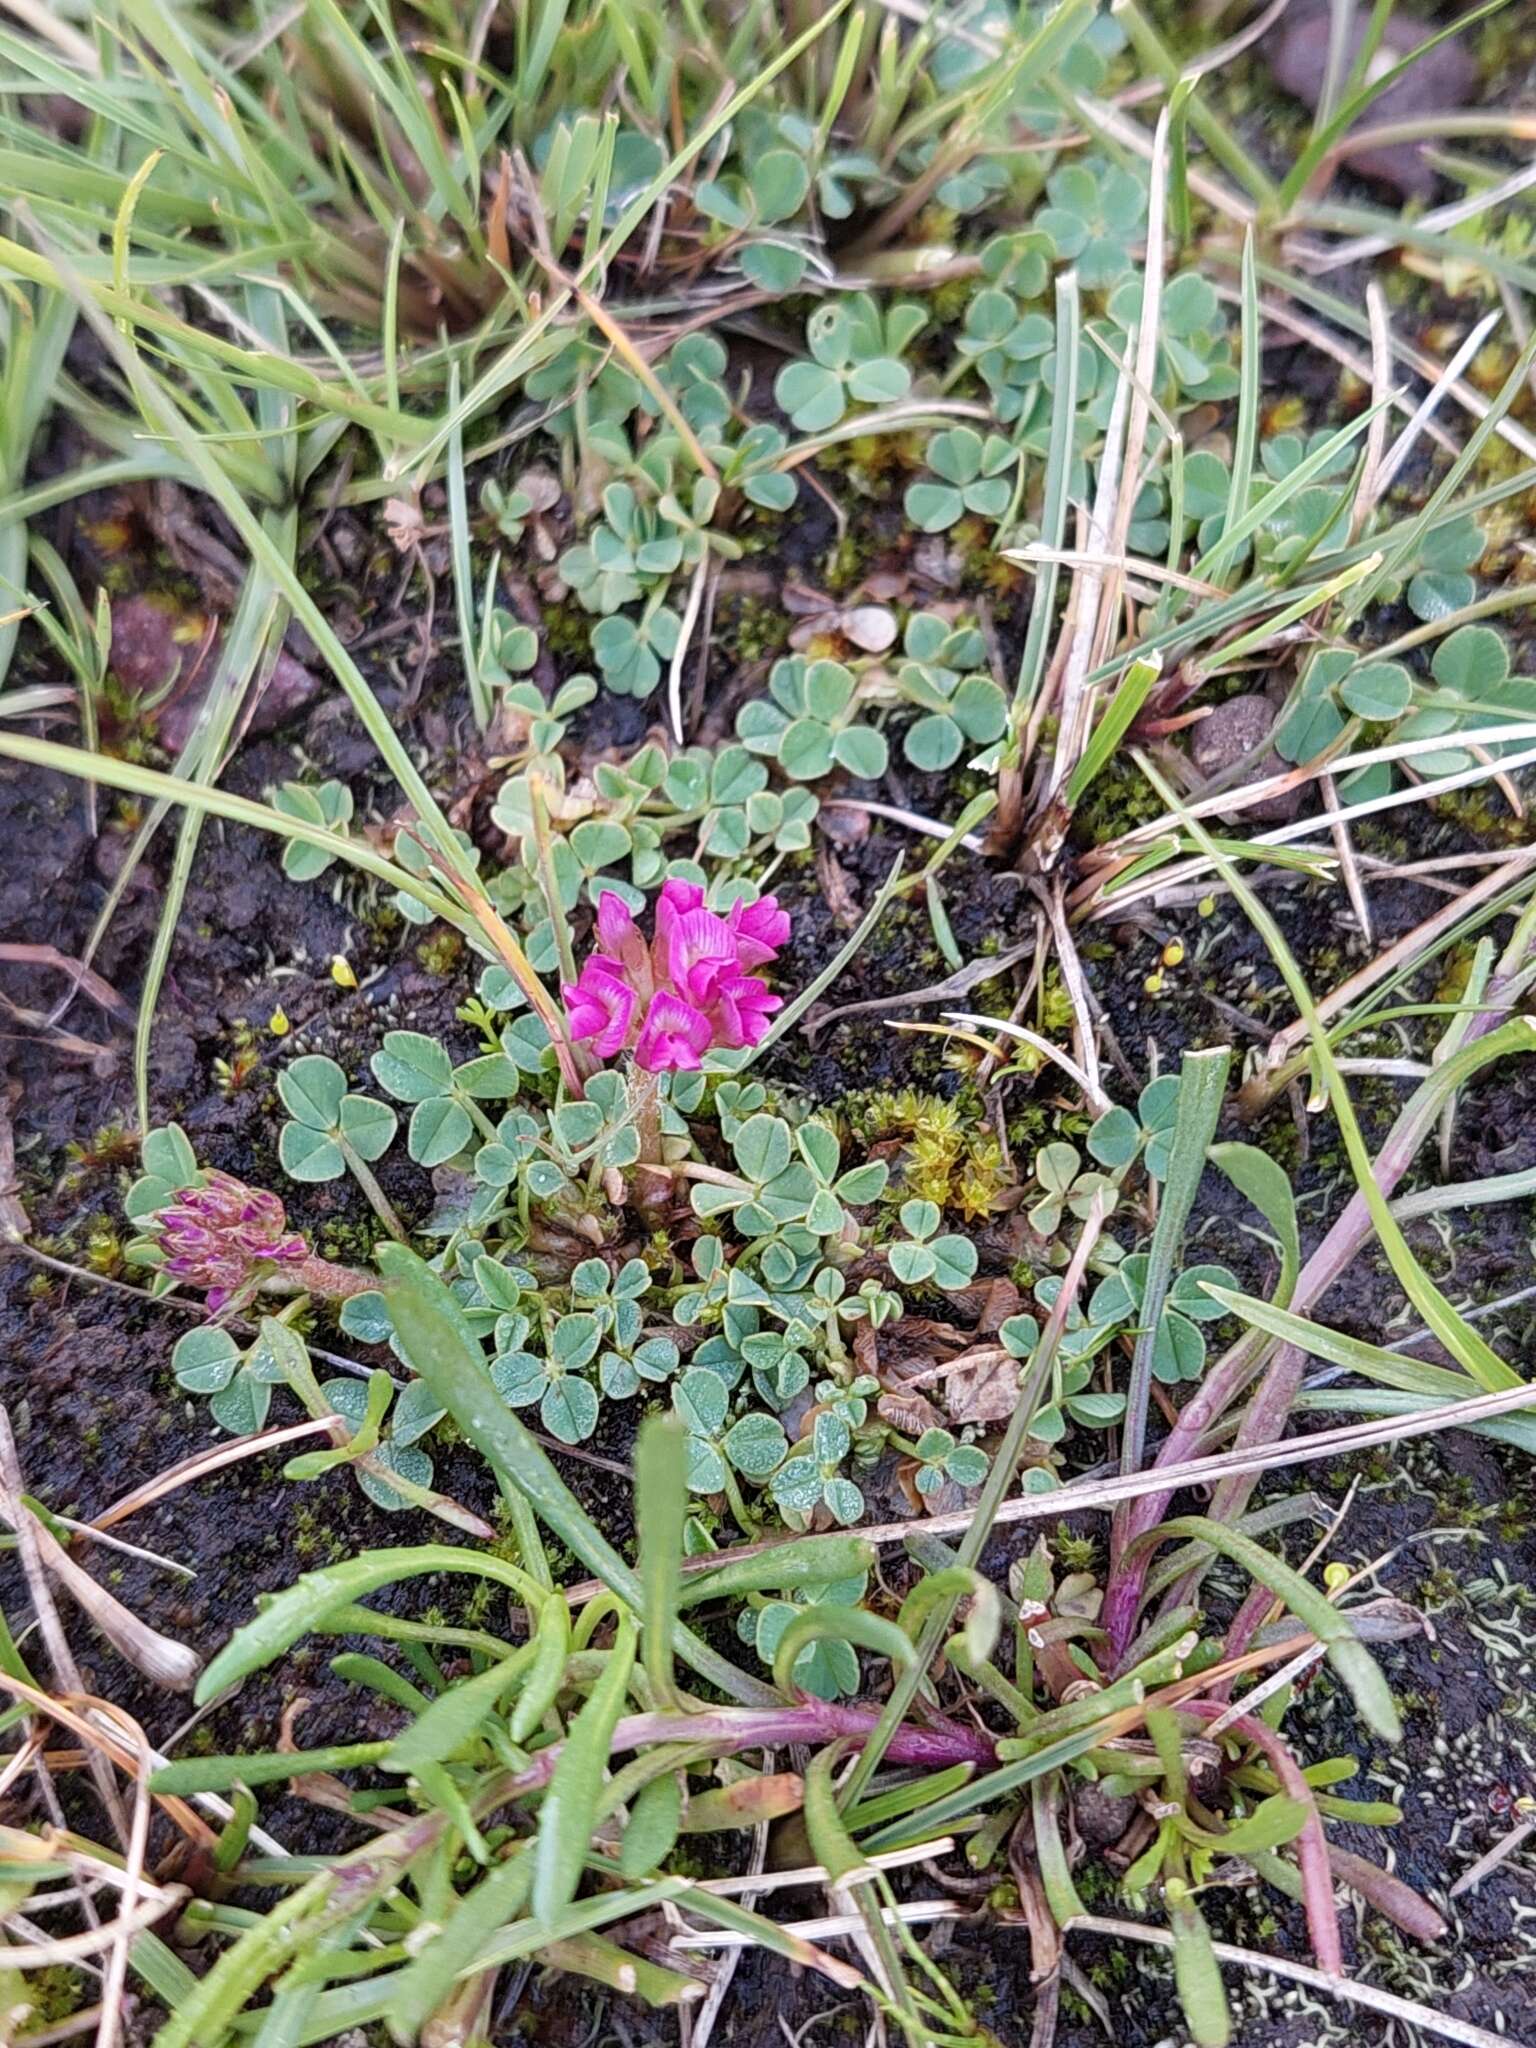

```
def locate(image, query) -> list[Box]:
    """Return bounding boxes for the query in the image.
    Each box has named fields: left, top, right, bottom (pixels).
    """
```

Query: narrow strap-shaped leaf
left=771, top=1604, right=917, bottom=1699
left=1166, top=1876, right=1232, bottom=2047
left=1207, top=1284, right=1521, bottom=1403
left=193, top=1544, right=544, bottom=1704
left=385, top=1647, right=534, bottom=1777
left=636, top=1416, right=687, bottom=1711
left=1207, top=1143, right=1300, bottom=1308
left=509, top=1591, right=571, bottom=1745
left=386, top=1850, right=531, bottom=2046
left=1130, top=1515, right=1399, bottom=1743
left=532, top=1610, right=636, bottom=1926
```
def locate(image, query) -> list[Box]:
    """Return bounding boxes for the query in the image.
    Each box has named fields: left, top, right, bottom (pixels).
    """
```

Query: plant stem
left=339, top=1142, right=408, bottom=1244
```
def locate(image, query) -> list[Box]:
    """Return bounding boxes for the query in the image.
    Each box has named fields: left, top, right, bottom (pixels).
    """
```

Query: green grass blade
left=1136, top=1515, right=1399, bottom=1740
left=636, top=1417, right=687, bottom=1712
left=531, top=1610, right=635, bottom=1925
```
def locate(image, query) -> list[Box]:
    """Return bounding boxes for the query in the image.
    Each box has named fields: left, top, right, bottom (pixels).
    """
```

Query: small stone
left=1269, top=5, right=1477, bottom=200
left=1188, top=693, right=1300, bottom=824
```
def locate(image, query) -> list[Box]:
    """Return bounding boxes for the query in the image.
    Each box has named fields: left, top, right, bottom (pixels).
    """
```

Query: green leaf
left=674, top=1367, right=728, bottom=1438
left=752, top=148, right=810, bottom=223
left=409, top=1095, right=472, bottom=1167
left=552, top=1313, right=602, bottom=1371
left=453, top=1054, right=522, bottom=1099
left=173, top=1327, right=240, bottom=1395
left=735, top=1113, right=792, bottom=1184
left=888, top=1241, right=936, bottom=1286
left=774, top=360, right=844, bottom=433
left=1144, top=1516, right=1400, bottom=1741
left=386, top=1651, right=528, bottom=1776
left=723, top=1411, right=789, bottom=1479
left=770, top=1603, right=915, bottom=1697
left=621, top=1771, right=683, bottom=1879
left=532, top=1610, right=637, bottom=1925
left=905, top=481, right=964, bottom=533
left=210, top=1374, right=271, bottom=1436
left=338, top=1094, right=397, bottom=1162
left=388, top=1852, right=532, bottom=2043
left=278, top=1123, right=345, bottom=1182
left=637, top=1417, right=688, bottom=1708
left=847, top=357, right=910, bottom=404
left=1431, top=622, right=1508, bottom=697
left=1340, top=661, right=1411, bottom=722
left=1167, top=1880, right=1231, bottom=2048
left=778, top=716, right=836, bottom=780
left=1151, top=1308, right=1205, bottom=1383
left=371, top=1031, right=453, bottom=1103
left=194, top=1544, right=544, bottom=1703
left=929, top=1234, right=978, bottom=1290
left=278, top=1055, right=347, bottom=1130
left=142, top=1124, right=198, bottom=1188
left=831, top=723, right=888, bottom=781
left=903, top=712, right=962, bottom=770
left=1122, top=1047, right=1230, bottom=1472
left=740, top=240, right=808, bottom=292
left=542, top=1376, right=600, bottom=1444
left=797, top=1120, right=841, bottom=1182
left=1207, top=1143, right=1300, bottom=1309
left=1087, top=1103, right=1140, bottom=1168
left=835, top=1161, right=888, bottom=1204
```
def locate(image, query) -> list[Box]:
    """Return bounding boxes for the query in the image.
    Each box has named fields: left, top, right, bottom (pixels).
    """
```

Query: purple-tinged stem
left=505, top=1702, right=999, bottom=1799
left=1103, top=950, right=1535, bottom=1663
left=1178, top=1699, right=1342, bottom=1977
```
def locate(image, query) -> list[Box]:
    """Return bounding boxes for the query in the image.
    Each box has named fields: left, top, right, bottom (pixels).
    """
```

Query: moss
left=15, top=1965, right=88, bottom=2029
left=82, top=1220, right=124, bottom=1277
left=837, top=1085, right=1010, bottom=1217
left=822, top=526, right=879, bottom=594
left=1068, top=750, right=1164, bottom=847
left=540, top=600, right=595, bottom=661
left=720, top=594, right=790, bottom=662
left=1428, top=783, right=1525, bottom=845
left=416, top=929, right=466, bottom=976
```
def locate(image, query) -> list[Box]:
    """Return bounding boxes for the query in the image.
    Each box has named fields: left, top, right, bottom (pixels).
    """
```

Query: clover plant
left=904, top=426, right=1019, bottom=533
left=274, top=779, right=353, bottom=882
left=370, top=1030, right=522, bottom=1168
left=277, top=1055, right=398, bottom=1194
left=1036, top=156, right=1147, bottom=287
left=773, top=294, right=926, bottom=432
left=887, top=1198, right=979, bottom=1290
left=889, top=612, right=1008, bottom=772
left=736, top=655, right=888, bottom=782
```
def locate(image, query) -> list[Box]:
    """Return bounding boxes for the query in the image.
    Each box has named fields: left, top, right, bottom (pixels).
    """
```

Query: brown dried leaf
left=878, top=1387, right=946, bottom=1438
left=941, top=1345, right=1018, bottom=1426
left=816, top=843, right=862, bottom=930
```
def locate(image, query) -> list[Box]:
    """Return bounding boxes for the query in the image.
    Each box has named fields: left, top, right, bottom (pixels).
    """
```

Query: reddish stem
left=504, top=1701, right=998, bottom=1799
left=1177, top=1700, right=1343, bottom=1977
left=1103, top=966, right=1527, bottom=1663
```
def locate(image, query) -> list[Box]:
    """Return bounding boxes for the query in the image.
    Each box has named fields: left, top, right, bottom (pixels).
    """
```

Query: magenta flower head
left=156, top=1170, right=367, bottom=1309
left=562, top=882, right=788, bottom=1074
